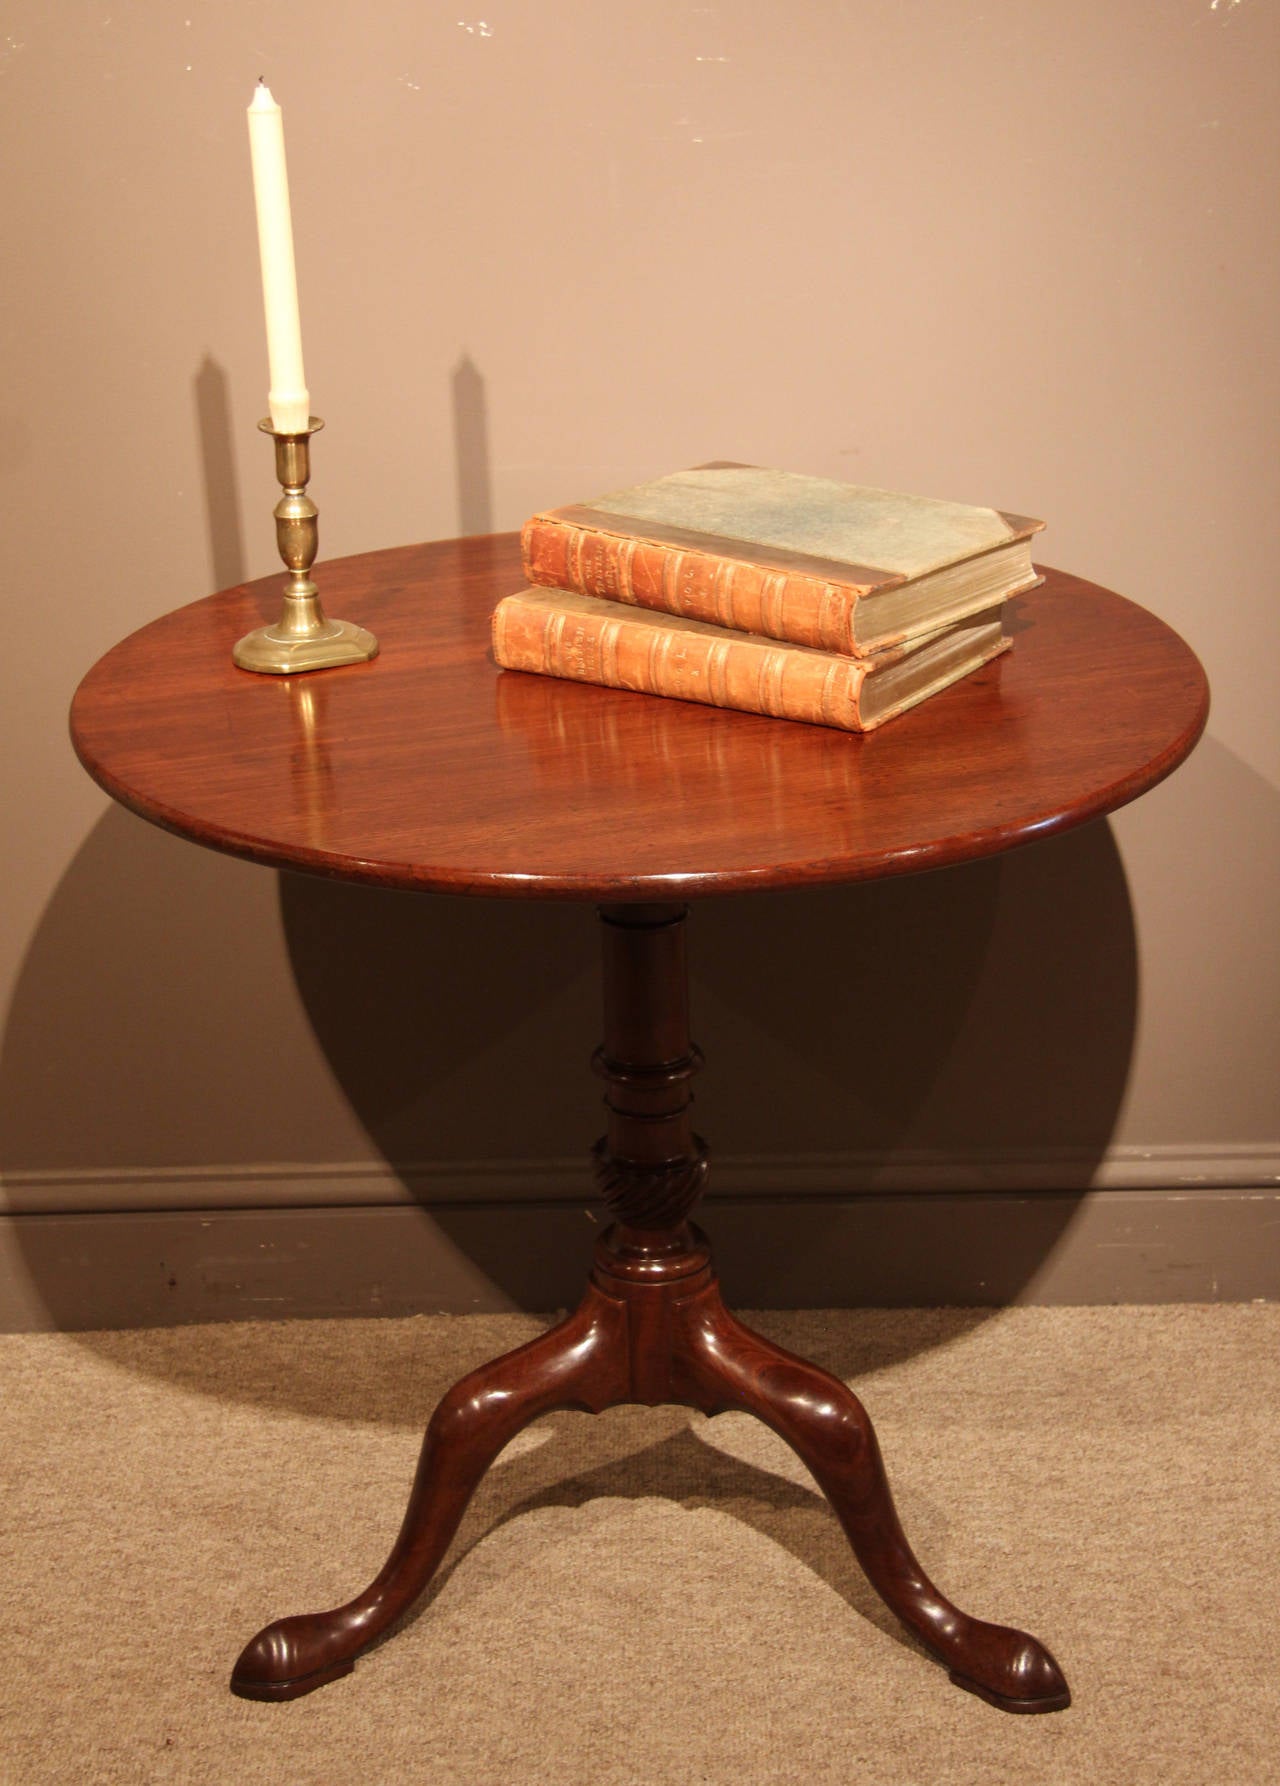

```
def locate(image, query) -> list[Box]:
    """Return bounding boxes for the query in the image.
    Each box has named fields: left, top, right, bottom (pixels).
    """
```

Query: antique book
left=521, top=463, right=1043, bottom=655
left=491, top=587, right=1010, bottom=733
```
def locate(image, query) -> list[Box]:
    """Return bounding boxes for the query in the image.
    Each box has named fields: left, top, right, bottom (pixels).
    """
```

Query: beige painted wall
left=1, top=1, right=1276, bottom=1318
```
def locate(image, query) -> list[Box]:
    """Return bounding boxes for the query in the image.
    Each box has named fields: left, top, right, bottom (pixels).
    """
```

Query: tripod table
left=70, top=534, right=1208, bottom=1713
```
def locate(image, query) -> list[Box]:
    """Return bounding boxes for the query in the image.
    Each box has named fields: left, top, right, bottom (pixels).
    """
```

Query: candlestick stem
left=232, top=418, right=379, bottom=675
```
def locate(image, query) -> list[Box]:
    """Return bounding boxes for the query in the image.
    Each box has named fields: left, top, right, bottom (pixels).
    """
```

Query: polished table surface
left=71, top=534, right=1208, bottom=898
left=70, top=536, right=1208, bottom=1715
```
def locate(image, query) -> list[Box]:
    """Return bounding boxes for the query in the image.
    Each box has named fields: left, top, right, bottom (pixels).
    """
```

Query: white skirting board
left=0, top=1148, right=1277, bottom=1329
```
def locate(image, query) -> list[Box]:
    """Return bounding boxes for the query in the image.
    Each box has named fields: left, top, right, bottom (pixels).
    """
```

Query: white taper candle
left=247, top=82, right=310, bottom=434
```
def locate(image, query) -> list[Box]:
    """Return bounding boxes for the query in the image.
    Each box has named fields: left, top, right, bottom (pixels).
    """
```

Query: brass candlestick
left=232, top=417, right=379, bottom=674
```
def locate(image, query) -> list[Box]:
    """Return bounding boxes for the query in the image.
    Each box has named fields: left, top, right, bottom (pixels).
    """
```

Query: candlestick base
left=233, top=416, right=379, bottom=676
left=232, top=615, right=379, bottom=675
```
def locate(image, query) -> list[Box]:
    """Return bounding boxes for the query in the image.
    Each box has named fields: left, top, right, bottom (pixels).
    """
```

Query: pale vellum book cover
left=522, top=464, right=1043, bottom=655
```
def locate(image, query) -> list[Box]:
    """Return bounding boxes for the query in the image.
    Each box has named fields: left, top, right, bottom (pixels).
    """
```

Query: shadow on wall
left=0, top=806, right=597, bottom=1179
left=18, top=731, right=1280, bottom=1338
left=275, top=817, right=1137, bottom=1306
left=195, top=353, right=247, bottom=593
left=452, top=352, right=493, bottom=536
left=1, top=801, right=1137, bottom=1316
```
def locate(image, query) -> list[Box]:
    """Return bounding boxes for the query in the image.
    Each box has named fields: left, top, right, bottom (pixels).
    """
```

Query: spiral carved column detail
left=590, top=1134, right=709, bottom=1231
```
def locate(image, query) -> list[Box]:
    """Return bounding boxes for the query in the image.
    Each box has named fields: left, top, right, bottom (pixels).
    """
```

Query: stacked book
left=491, top=464, right=1043, bottom=732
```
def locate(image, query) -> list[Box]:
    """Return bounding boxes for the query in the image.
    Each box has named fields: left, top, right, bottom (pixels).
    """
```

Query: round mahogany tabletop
left=70, top=534, right=1208, bottom=900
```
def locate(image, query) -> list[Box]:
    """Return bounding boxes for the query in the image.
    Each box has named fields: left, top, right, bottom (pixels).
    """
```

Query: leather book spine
left=521, top=516, right=860, bottom=654
left=492, top=593, right=873, bottom=732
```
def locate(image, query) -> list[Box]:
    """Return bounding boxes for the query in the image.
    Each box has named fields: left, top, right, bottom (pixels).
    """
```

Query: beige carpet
left=2, top=1304, right=1277, bottom=1785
